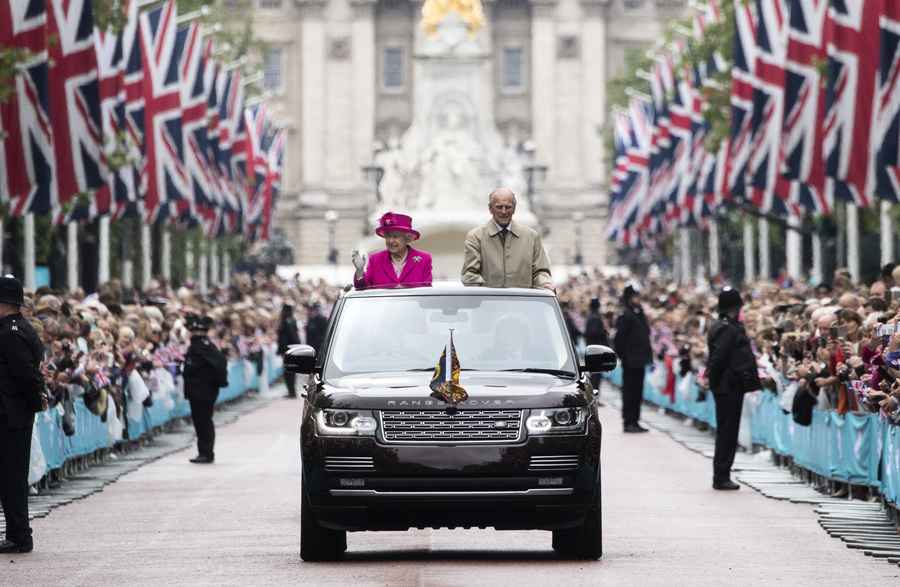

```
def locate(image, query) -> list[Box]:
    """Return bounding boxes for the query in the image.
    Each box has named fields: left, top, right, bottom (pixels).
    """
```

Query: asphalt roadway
left=5, top=390, right=899, bottom=586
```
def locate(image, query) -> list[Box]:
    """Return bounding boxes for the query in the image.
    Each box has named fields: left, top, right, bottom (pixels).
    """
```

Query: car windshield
left=324, top=294, right=576, bottom=377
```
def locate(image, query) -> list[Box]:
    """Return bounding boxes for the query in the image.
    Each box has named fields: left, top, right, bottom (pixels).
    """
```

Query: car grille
left=324, top=456, right=375, bottom=471
left=379, top=409, right=524, bottom=443
left=528, top=455, right=580, bottom=472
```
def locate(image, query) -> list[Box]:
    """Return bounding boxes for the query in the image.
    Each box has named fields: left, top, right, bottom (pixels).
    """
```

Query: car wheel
left=551, top=495, right=602, bottom=560
left=300, top=487, right=347, bottom=561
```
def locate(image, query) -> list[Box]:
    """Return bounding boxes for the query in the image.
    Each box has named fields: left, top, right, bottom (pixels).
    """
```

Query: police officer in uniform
left=706, top=287, right=760, bottom=490
left=613, top=284, right=652, bottom=433
left=0, top=275, right=46, bottom=553
left=183, top=314, right=228, bottom=464
left=277, top=303, right=301, bottom=399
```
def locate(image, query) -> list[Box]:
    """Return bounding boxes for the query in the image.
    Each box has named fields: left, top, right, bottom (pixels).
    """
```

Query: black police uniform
left=613, top=287, right=652, bottom=431
left=183, top=323, right=228, bottom=463
left=305, top=309, right=328, bottom=355
left=277, top=311, right=301, bottom=398
left=584, top=300, right=610, bottom=392
left=706, top=289, right=759, bottom=489
left=0, top=277, right=45, bottom=552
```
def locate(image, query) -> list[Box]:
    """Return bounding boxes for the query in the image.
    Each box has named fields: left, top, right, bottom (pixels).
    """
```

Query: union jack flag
left=47, top=0, right=104, bottom=220
left=0, top=0, right=56, bottom=217
left=782, top=0, right=831, bottom=214
left=244, top=103, right=272, bottom=236
left=175, top=22, right=211, bottom=226
left=259, top=129, right=286, bottom=242
left=214, top=67, right=244, bottom=235
left=139, top=0, right=188, bottom=224
left=607, top=99, right=651, bottom=247
left=726, top=0, right=758, bottom=202
left=870, top=3, right=900, bottom=202
left=823, top=0, right=882, bottom=207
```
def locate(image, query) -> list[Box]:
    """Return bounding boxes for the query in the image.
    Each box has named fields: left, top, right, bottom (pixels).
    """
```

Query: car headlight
left=315, top=409, right=377, bottom=436
left=526, top=408, right=588, bottom=435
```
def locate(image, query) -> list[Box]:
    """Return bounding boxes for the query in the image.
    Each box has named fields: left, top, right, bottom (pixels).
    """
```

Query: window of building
left=259, top=0, right=282, bottom=8
left=501, top=46, right=525, bottom=92
left=263, top=47, right=283, bottom=92
left=382, top=46, right=405, bottom=91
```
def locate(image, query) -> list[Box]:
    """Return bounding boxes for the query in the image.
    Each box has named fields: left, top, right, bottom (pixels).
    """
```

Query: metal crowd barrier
left=32, top=347, right=284, bottom=478
left=607, top=365, right=900, bottom=507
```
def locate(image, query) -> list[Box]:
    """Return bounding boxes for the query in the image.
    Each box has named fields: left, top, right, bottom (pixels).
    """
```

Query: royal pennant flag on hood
left=429, top=330, right=468, bottom=405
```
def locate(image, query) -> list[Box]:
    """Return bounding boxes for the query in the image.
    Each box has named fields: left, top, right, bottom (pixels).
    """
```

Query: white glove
left=351, top=250, right=366, bottom=273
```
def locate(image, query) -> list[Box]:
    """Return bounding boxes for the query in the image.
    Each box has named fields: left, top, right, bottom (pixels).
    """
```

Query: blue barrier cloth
left=33, top=350, right=283, bottom=476
left=612, top=362, right=900, bottom=505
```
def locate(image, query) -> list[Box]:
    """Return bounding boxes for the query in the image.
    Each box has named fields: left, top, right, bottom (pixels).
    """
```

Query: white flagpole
left=67, top=222, right=78, bottom=291
left=24, top=213, right=36, bottom=291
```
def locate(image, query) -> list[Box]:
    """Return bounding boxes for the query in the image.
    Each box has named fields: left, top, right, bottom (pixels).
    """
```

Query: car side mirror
left=584, top=345, right=618, bottom=373
left=285, top=344, right=316, bottom=374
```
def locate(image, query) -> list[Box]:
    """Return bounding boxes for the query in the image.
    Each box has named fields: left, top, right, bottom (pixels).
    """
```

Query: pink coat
left=354, top=247, right=433, bottom=289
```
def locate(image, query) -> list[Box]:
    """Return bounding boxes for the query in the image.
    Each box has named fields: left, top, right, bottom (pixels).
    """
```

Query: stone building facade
left=242, top=0, right=687, bottom=270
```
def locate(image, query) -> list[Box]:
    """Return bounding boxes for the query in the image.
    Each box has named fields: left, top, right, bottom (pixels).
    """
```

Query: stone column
left=0, top=216, right=4, bottom=274
left=210, top=240, right=220, bottom=286
left=350, top=0, right=376, bottom=187
left=530, top=0, right=558, bottom=183
left=881, top=200, right=893, bottom=267
left=199, top=241, right=208, bottom=295
left=758, top=217, right=770, bottom=281
left=846, top=202, right=860, bottom=283
left=161, top=228, right=172, bottom=282
left=680, top=227, right=691, bottom=286
left=786, top=213, right=802, bottom=281
left=812, top=233, right=823, bottom=285
left=299, top=0, right=328, bottom=189
left=98, top=216, right=110, bottom=285
left=24, top=214, right=35, bottom=291
left=580, top=0, right=607, bottom=188
left=67, top=223, right=78, bottom=291
left=743, top=218, right=755, bottom=284
left=185, top=238, right=195, bottom=283
left=141, top=223, right=152, bottom=290
left=223, top=249, right=231, bottom=288
left=708, top=220, right=721, bottom=278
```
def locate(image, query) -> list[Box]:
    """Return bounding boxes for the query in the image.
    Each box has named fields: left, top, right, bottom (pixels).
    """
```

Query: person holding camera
left=706, top=287, right=761, bottom=490
left=183, top=314, right=228, bottom=464
left=0, top=275, right=47, bottom=553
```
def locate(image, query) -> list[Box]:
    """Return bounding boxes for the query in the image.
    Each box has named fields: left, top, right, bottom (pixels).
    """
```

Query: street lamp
left=362, top=164, right=385, bottom=205
left=572, top=211, right=585, bottom=266
left=325, top=209, right=339, bottom=265
left=521, top=140, right=548, bottom=213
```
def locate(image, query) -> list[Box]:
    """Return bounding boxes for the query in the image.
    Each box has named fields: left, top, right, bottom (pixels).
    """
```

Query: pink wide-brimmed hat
left=375, top=212, right=420, bottom=240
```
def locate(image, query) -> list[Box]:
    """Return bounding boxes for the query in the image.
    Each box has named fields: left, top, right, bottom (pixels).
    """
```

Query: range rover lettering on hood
left=386, top=398, right=517, bottom=407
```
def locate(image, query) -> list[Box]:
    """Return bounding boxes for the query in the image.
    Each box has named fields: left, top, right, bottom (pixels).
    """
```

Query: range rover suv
left=285, top=285, right=617, bottom=561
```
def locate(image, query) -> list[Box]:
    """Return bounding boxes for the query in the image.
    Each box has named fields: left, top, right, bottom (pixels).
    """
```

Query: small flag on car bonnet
left=430, top=330, right=468, bottom=405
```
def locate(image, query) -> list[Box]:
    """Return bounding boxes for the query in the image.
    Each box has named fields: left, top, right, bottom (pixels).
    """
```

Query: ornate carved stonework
left=557, top=35, right=580, bottom=59
left=328, top=36, right=352, bottom=60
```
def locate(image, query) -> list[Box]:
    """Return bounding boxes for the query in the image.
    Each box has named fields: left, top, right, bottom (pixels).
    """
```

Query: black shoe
left=189, top=455, right=214, bottom=464
left=0, top=539, right=33, bottom=553
left=284, top=393, right=297, bottom=399
left=713, top=479, right=740, bottom=490
left=624, top=423, right=650, bottom=433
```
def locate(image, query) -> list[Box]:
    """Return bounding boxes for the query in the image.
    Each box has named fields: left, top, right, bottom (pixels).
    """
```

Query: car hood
left=315, top=371, right=587, bottom=410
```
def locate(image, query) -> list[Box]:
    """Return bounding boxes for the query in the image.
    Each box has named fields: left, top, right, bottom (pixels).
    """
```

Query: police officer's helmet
left=717, top=287, right=743, bottom=313
left=185, top=313, right=214, bottom=332
left=0, top=274, right=24, bottom=307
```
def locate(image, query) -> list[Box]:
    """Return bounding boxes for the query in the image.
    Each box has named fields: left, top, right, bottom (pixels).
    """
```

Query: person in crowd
left=613, top=284, right=652, bottom=433
left=183, top=314, right=228, bottom=464
left=0, top=275, right=46, bottom=554
left=277, top=303, right=302, bottom=399
left=561, top=301, right=582, bottom=346
left=706, top=287, right=761, bottom=490
left=584, top=297, right=610, bottom=392
left=352, top=212, right=432, bottom=289
left=461, top=187, right=553, bottom=289
left=305, top=303, right=329, bottom=357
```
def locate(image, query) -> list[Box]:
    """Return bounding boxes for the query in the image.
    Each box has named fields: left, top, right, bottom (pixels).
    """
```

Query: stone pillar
left=743, top=218, right=755, bottom=284
left=98, top=216, right=110, bottom=285
left=210, top=241, right=220, bottom=286
left=530, top=0, right=558, bottom=183
left=24, top=214, right=35, bottom=291
left=812, top=233, right=823, bottom=285
left=881, top=200, right=894, bottom=267
left=67, top=223, right=78, bottom=291
left=199, top=241, right=209, bottom=295
left=0, top=216, right=4, bottom=274
left=846, top=202, right=860, bottom=283
left=299, top=0, right=327, bottom=189
left=161, top=228, right=172, bottom=283
left=223, top=249, right=231, bottom=288
left=680, top=228, right=691, bottom=286
left=708, top=220, right=721, bottom=278
left=786, top=213, right=802, bottom=281
left=351, top=0, right=376, bottom=186
left=758, top=217, right=770, bottom=281
left=185, top=238, right=195, bottom=283
left=141, top=223, right=151, bottom=290
left=580, top=0, right=607, bottom=188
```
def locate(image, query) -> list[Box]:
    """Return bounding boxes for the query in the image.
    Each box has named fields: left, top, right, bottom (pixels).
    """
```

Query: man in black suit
left=0, top=275, right=46, bottom=553
left=584, top=297, right=610, bottom=393
left=305, top=303, right=328, bottom=355
left=613, top=284, right=652, bottom=433
left=277, top=303, right=302, bottom=399
left=183, top=314, right=228, bottom=464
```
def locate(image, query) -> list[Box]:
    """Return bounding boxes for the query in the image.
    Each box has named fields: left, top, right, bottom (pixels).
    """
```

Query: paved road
left=5, top=390, right=898, bottom=586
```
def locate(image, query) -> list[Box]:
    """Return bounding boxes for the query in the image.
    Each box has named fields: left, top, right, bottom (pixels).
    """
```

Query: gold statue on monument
left=421, top=0, right=485, bottom=37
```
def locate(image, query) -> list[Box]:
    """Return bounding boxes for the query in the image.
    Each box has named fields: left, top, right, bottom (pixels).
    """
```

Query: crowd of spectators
left=556, top=264, right=900, bottom=429
left=20, top=274, right=340, bottom=441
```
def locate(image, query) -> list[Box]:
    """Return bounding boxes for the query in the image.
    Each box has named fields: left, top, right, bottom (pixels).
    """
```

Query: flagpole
left=161, top=227, right=172, bottom=283
left=99, top=216, right=110, bottom=285
left=24, top=214, right=36, bottom=291
left=708, top=219, right=720, bottom=278
left=141, top=223, right=152, bottom=290
left=185, top=236, right=195, bottom=284
left=210, top=240, right=219, bottom=287
left=881, top=200, right=893, bottom=268
left=67, top=223, right=78, bottom=292
left=222, top=247, right=231, bottom=288
left=786, top=213, right=802, bottom=281
left=846, top=202, right=860, bottom=284
left=743, top=217, right=755, bottom=284
left=757, top=217, right=770, bottom=281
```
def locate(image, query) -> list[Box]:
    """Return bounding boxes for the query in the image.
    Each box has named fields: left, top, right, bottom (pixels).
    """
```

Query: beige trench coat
left=461, top=220, right=552, bottom=288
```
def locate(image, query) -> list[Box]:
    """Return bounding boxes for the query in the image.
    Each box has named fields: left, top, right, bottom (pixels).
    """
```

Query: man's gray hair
left=488, top=187, right=517, bottom=205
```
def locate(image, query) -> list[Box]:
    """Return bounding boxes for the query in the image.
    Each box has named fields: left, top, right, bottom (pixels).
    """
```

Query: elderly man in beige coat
left=461, top=187, right=553, bottom=289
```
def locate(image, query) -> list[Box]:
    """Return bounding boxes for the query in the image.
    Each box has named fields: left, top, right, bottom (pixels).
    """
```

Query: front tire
left=300, top=487, right=347, bottom=561
left=552, top=495, right=602, bottom=560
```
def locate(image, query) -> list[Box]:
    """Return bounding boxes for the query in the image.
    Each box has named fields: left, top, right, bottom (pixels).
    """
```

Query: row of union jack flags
left=608, top=0, right=900, bottom=248
left=0, top=0, right=284, bottom=242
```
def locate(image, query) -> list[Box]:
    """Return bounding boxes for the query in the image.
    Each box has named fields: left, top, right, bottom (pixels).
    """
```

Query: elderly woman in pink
left=352, top=212, right=433, bottom=289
